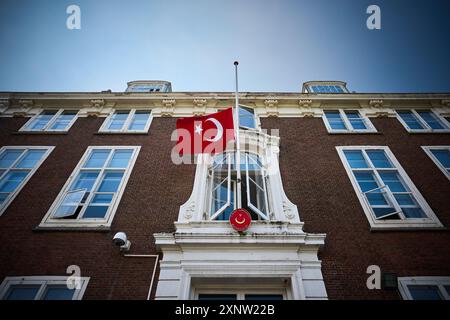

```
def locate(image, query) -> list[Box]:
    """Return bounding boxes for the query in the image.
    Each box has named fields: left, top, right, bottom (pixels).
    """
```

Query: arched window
left=239, top=106, right=257, bottom=129
left=207, top=152, right=269, bottom=221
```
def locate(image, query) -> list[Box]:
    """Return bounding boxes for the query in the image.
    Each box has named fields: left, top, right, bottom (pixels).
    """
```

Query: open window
left=207, top=152, right=270, bottom=221
left=336, top=146, right=443, bottom=230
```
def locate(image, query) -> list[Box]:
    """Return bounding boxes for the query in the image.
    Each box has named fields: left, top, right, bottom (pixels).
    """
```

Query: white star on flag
left=194, top=124, right=203, bottom=135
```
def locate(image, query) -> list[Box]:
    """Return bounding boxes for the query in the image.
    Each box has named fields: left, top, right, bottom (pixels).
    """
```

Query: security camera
left=113, top=232, right=131, bottom=252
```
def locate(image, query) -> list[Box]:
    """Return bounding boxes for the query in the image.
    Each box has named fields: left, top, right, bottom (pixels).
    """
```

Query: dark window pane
left=43, top=286, right=75, bottom=300
left=6, top=285, right=40, bottom=300
left=408, top=285, right=442, bottom=300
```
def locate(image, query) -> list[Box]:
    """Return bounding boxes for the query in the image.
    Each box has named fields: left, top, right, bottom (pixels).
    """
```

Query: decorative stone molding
left=90, top=99, right=105, bottom=108
left=193, top=99, right=207, bottom=107
left=0, top=99, right=10, bottom=113
left=369, top=99, right=384, bottom=108
left=161, top=99, right=176, bottom=117
left=441, top=99, right=450, bottom=107
left=0, top=99, right=10, bottom=108
left=298, top=99, right=312, bottom=107
left=153, top=222, right=327, bottom=300
left=264, top=98, right=279, bottom=117
left=10, top=100, right=35, bottom=117
left=178, top=129, right=297, bottom=225
left=19, top=99, right=34, bottom=108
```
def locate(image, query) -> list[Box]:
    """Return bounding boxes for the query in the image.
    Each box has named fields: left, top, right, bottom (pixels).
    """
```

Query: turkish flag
left=175, top=108, right=235, bottom=155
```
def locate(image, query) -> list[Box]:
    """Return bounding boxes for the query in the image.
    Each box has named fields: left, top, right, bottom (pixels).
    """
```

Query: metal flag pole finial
left=234, top=61, right=242, bottom=208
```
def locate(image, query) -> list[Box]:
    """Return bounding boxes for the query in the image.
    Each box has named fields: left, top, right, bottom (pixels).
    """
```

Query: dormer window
left=302, top=81, right=348, bottom=94
left=126, top=80, right=172, bottom=93
left=311, top=85, right=345, bottom=93
left=208, top=152, right=269, bottom=221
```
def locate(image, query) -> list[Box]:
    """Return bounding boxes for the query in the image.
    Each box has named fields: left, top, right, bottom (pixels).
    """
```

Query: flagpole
left=234, top=61, right=242, bottom=208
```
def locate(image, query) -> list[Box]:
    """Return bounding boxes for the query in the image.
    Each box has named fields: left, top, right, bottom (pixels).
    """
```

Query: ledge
left=94, top=132, right=149, bottom=135
left=13, top=131, right=69, bottom=135
left=33, top=225, right=111, bottom=232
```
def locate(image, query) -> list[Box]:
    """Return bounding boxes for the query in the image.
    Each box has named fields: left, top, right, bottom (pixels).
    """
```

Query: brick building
left=0, top=80, right=449, bottom=300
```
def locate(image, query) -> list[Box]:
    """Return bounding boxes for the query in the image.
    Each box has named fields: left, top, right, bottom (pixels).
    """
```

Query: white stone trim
left=398, top=277, right=450, bottom=300
left=0, top=276, right=90, bottom=300
left=178, top=130, right=299, bottom=223
left=153, top=222, right=327, bottom=300
left=422, top=146, right=450, bottom=181
left=336, top=146, right=443, bottom=230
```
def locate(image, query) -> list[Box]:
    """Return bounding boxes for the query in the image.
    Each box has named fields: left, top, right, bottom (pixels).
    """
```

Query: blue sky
left=0, top=0, right=449, bottom=93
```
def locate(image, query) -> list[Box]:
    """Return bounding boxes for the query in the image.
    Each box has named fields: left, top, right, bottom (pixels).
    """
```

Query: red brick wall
left=0, top=116, right=194, bottom=299
left=0, top=115, right=449, bottom=299
left=262, top=116, right=450, bottom=299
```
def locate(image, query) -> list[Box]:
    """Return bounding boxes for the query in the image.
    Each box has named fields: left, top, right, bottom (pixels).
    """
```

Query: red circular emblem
left=229, top=209, right=252, bottom=231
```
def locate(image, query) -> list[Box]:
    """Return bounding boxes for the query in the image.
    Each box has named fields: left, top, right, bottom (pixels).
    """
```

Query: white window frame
left=239, top=105, right=260, bottom=131
left=309, top=84, right=346, bottom=93
left=395, top=109, right=450, bottom=133
left=19, top=109, right=79, bottom=132
left=39, top=146, right=140, bottom=229
left=422, top=146, right=450, bottom=181
left=207, top=152, right=270, bottom=221
left=0, top=276, right=90, bottom=300
left=398, top=277, right=450, bottom=300
left=336, top=146, right=443, bottom=230
left=0, top=146, right=54, bottom=216
left=322, top=109, right=377, bottom=133
left=99, top=109, right=153, bottom=133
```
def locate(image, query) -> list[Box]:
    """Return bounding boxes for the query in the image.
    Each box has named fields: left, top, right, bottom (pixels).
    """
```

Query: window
left=20, top=109, right=78, bottom=132
left=40, top=146, right=140, bottom=229
left=239, top=106, right=257, bottom=129
left=0, top=146, right=54, bottom=216
left=99, top=109, right=153, bottom=133
left=396, top=109, right=450, bottom=132
left=398, top=277, right=450, bottom=300
left=422, top=146, right=450, bottom=181
left=323, top=110, right=376, bottom=133
left=336, top=146, right=443, bottom=229
left=207, top=152, right=269, bottom=221
left=0, top=276, right=89, bottom=300
left=310, top=85, right=345, bottom=93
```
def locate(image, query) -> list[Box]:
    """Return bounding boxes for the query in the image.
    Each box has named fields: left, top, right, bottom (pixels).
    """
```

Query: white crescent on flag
left=204, top=118, right=223, bottom=142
